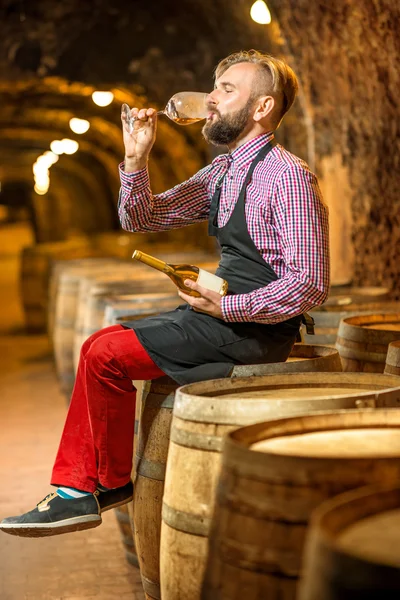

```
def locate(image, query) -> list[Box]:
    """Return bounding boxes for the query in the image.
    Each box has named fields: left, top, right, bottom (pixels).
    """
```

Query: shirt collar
left=212, top=132, right=275, bottom=169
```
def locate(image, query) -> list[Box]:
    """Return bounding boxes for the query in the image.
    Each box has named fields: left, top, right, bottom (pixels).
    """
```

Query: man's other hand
left=178, top=279, right=224, bottom=319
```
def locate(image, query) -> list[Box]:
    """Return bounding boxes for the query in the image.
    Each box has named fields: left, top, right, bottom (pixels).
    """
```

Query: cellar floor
left=0, top=224, right=144, bottom=600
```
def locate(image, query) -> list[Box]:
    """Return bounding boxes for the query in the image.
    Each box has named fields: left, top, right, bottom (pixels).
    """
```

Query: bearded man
left=1, top=50, right=329, bottom=536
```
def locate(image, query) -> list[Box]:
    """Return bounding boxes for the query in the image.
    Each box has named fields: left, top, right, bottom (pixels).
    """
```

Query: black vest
left=123, top=141, right=303, bottom=384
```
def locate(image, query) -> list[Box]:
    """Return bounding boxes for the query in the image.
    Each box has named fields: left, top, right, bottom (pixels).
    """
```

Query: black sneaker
left=96, top=480, right=133, bottom=512
left=0, top=492, right=102, bottom=538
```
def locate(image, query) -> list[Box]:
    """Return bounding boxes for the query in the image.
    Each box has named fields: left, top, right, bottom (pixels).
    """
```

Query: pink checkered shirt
left=118, top=133, right=330, bottom=324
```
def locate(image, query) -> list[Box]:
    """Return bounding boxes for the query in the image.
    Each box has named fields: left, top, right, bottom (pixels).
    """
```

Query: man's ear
left=253, top=96, right=275, bottom=122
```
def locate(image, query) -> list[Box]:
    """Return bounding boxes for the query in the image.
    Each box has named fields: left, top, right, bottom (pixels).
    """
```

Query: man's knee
left=84, top=335, right=116, bottom=374
left=81, top=326, right=123, bottom=359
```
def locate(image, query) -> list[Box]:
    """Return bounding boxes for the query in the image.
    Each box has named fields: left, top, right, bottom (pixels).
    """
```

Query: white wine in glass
left=121, top=91, right=208, bottom=133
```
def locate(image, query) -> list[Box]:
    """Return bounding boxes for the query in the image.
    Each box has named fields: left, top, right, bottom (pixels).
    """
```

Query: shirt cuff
left=119, top=162, right=149, bottom=190
left=220, top=293, right=253, bottom=322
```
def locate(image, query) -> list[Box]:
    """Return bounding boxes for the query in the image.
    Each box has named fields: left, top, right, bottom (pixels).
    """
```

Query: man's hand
left=122, top=107, right=158, bottom=172
left=178, top=280, right=224, bottom=320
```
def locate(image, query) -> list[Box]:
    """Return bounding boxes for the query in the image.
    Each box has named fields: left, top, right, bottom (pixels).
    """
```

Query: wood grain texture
left=202, top=409, right=400, bottom=600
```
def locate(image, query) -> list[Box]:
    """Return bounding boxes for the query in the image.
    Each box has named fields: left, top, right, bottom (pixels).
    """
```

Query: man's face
left=202, top=63, right=259, bottom=146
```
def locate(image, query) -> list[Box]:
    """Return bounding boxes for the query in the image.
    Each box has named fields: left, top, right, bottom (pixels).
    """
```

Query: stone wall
left=268, top=0, right=400, bottom=293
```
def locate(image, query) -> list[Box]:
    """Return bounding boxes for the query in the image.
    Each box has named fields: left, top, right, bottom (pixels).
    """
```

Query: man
left=0, top=50, right=329, bottom=537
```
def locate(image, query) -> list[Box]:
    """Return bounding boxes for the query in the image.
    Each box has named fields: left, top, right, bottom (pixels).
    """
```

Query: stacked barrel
left=41, top=242, right=400, bottom=600
left=154, top=284, right=400, bottom=599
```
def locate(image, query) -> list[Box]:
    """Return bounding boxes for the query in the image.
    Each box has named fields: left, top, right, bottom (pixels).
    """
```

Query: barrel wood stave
left=160, top=371, right=400, bottom=600
left=384, top=340, right=400, bottom=376
left=201, top=409, right=400, bottom=600
left=299, top=484, right=400, bottom=599
left=336, top=313, right=400, bottom=372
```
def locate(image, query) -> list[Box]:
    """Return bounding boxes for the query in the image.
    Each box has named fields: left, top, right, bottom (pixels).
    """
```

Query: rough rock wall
left=269, top=0, right=400, bottom=293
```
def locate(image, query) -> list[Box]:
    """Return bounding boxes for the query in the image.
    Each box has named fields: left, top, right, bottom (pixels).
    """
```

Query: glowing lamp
left=92, top=91, right=114, bottom=107
left=250, top=1, right=272, bottom=25
left=69, top=118, right=90, bottom=134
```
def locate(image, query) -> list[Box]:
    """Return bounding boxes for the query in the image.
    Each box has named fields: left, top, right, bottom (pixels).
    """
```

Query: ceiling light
left=34, top=183, right=49, bottom=195
left=60, top=139, right=79, bottom=154
left=250, top=1, right=272, bottom=25
left=69, top=117, right=90, bottom=134
left=92, top=91, right=114, bottom=107
left=34, top=172, right=50, bottom=186
left=50, top=140, right=64, bottom=155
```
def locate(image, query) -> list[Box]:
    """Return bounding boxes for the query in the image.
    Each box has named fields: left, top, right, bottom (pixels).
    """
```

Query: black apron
left=123, top=140, right=304, bottom=384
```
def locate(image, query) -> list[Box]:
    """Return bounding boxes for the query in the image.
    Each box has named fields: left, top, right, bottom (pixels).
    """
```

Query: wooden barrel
left=48, top=246, right=208, bottom=337
left=20, top=238, right=95, bottom=332
left=72, top=266, right=156, bottom=371
left=160, top=371, right=400, bottom=600
left=201, top=408, right=400, bottom=600
left=303, top=300, right=400, bottom=345
left=384, top=340, right=400, bottom=376
left=133, top=376, right=179, bottom=600
left=48, top=256, right=123, bottom=341
left=299, top=484, right=400, bottom=599
left=114, top=378, right=145, bottom=570
left=232, top=343, right=342, bottom=377
left=336, top=312, right=400, bottom=372
left=52, top=259, right=125, bottom=396
left=102, top=294, right=179, bottom=328
left=115, top=504, right=140, bottom=567
left=80, top=288, right=179, bottom=342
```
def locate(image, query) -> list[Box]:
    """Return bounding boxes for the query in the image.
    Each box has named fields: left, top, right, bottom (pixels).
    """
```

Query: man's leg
left=51, top=325, right=164, bottom=492
left=0, top=325, right=165, bottom=537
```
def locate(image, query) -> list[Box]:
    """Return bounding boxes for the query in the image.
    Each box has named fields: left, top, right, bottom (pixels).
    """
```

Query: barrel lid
left=308, top=484, right=400, bottom=569
left=174, top=372, right=400, bottom=424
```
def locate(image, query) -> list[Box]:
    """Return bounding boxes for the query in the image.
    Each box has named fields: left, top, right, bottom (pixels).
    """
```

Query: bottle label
left=197, top=269, right=225, bottom=294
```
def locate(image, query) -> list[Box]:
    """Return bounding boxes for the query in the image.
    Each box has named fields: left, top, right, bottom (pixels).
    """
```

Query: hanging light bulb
left=34, top=184, right=49, bottom=195
left=69, top=117, right=90, bottom=134
left=60, top=139, right=79, bottom=154
left=50, top=140, right=64, bottom=155
left=250, top=0, right=272, bottom=25
left=92, top=91, right=114, bottom=107
left=43, top=151, right=59, bottom=165
left=34, top=171, right=50, bottom=187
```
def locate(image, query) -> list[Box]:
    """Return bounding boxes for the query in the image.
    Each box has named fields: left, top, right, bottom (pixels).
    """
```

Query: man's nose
left=206, top=91, right=218, bottom=106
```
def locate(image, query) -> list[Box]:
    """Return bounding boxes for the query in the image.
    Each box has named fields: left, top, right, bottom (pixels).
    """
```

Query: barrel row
left=138, top=349, right=344, bottom=600
left=159, top=373, right=400, bottom=600
left=21, top=233, right=216, bottom=332
left=46, top=257, right=400, bottom=600
left=201, top=408, right=400, bottom=599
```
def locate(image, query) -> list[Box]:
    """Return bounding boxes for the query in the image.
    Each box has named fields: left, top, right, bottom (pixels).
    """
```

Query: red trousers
left=51, top=325, right=165, bottom=492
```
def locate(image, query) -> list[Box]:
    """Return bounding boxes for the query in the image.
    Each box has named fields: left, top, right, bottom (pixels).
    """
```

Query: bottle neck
left=132, top=250, right=172, bottom=274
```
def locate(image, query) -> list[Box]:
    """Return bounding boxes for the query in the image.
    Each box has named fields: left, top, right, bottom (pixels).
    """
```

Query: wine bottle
left=132, top=250, right=228, bottom=298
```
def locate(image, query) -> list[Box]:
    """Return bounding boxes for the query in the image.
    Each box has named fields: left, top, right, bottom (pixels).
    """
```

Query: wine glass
left=121, top=91, right=209, bottom=133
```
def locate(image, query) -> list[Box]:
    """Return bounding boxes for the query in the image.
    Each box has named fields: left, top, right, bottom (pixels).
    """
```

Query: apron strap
left=208, top=139, right=277, bottom=236
left=301, top=312, right=315, bottom=335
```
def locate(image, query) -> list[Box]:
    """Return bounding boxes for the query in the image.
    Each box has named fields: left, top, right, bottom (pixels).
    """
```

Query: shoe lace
left=37, top=492, right=57, bottom=508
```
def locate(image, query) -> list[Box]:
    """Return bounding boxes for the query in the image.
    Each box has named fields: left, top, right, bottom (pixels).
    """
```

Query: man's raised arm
left=118, top=106, right=211, bottom=232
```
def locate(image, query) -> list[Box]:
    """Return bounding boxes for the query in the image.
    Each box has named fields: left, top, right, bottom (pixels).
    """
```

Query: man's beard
left=202, top=97, right=255, bottom=146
